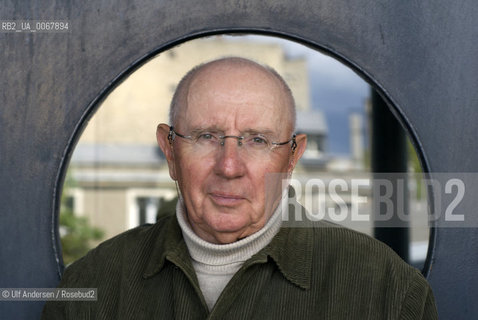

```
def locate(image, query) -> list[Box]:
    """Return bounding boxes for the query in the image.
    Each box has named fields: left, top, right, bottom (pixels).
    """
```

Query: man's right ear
left=156, top=123, right=177, bottom=180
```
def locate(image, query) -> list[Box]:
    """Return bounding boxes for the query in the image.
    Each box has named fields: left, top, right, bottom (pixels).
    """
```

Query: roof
left=296, top=110, right=328, bottom=135
left=71, top=144, right=164, bottom=166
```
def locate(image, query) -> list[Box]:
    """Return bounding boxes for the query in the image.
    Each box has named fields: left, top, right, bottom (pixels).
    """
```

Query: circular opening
left=58, top=33, right=430, bottom=271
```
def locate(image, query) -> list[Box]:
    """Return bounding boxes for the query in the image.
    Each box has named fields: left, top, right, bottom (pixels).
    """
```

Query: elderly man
left=43, top=57, right=437, bottom=319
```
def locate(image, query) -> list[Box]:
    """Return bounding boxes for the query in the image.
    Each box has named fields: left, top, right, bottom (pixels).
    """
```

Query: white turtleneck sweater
left=176, top=193, right=286, bottom=311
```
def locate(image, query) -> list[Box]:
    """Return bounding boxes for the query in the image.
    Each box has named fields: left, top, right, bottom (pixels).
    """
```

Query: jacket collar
left=262, top=225, right=313, bottom=290
left=142, top=211, right=313, bottom=290
left=142, top=215, right=193, bottom=279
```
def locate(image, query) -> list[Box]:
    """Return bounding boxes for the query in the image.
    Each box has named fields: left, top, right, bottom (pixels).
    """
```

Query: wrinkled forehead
left=179, top=62, right=294, bottom=132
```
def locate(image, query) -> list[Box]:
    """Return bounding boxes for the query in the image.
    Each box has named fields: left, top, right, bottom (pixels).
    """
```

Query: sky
left=228, top=35, right=370, bottom=155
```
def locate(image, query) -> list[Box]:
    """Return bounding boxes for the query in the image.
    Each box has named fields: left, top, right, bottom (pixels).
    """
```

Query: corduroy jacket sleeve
left=399, top=269, right=438, bottom=320
left=41, top=259, right=88, bottom=318
left=41, top=241, right=104, bottom=319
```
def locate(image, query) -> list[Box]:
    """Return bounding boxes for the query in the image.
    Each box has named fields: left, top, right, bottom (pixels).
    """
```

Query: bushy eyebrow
left=189, top=127, right=276, bottom=137
left=242, top=128, right=275, bottom=136
left=189, top=126, right=222, bottom=135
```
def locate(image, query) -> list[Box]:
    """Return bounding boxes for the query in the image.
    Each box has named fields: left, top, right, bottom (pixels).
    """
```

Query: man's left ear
left=288, top=133, right=307, bottom=172
left=156, top=123, right=178, bottom=180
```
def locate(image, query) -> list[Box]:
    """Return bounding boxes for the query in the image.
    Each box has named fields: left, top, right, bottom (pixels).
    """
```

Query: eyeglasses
left=168, top=126, right=297, bottom=158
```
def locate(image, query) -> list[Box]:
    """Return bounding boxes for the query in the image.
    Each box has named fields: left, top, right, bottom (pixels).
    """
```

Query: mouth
left=209, top=192, right=246, bottom=207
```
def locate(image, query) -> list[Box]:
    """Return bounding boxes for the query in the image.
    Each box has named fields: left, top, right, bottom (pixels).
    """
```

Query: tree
left=60, top=174, right=104, bottom=265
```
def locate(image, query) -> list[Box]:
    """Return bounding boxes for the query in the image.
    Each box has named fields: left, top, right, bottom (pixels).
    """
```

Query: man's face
left=159, top=63, right=305, bottom=244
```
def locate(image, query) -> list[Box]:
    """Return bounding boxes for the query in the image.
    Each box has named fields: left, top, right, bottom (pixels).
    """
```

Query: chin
left=207, top=212, right=252, bottom=234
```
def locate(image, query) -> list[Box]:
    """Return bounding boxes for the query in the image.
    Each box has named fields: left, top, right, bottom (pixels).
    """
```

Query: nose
left=214, top=137, right=246, bottom=178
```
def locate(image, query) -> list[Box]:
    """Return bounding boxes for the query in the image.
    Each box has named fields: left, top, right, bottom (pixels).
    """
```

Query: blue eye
left=199, top=133, right=213, bottom=140
left=196, top=133, right=218, bottom=143
left=252, top=136, right=267, bottom=144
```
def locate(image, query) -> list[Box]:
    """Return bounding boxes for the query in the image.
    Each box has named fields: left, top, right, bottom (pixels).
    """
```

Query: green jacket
left=42, top=214, right=437, bottom=319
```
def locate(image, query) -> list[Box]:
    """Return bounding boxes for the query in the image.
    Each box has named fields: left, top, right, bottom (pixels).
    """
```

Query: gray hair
left=169, top=57, right=296, bottom=131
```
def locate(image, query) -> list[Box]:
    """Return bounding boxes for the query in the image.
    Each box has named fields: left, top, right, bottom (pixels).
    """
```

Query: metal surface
left=1, top=0, right=477, bottom=318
